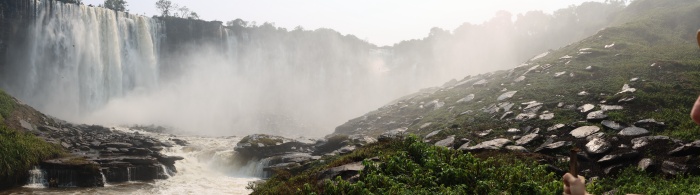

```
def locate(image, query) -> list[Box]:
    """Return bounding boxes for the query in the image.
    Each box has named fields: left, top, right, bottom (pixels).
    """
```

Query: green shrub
left=589, top=167, right=700, bottom=194
left=0, top=125, right=65, bottom=179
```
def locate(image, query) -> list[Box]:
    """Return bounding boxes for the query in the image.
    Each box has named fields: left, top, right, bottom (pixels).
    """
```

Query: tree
left=103, top=0, right=127, bottom=12
left=155, top=0, right=173, bottom=17
left=188, top=12, right=200, bottom=20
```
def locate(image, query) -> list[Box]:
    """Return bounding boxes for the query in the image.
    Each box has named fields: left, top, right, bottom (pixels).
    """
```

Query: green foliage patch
left=0, top=125, right=64, bottom=179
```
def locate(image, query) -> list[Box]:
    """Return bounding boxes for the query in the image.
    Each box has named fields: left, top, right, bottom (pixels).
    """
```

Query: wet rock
left=499, top=102, right=515, bottom=112
left=630, top=136, right=670, bottom=150
left=637, top=158, right=655, bottom=172
left=234, top=134, right=312, bottom=158
left=434, top=135, right=455, bottom=148
left=597, top=151, right=639, bottom=165
left=578, top=104, right=595, bottom=113
left=570, top=126, right=600, bottom=138
left=585, top=137, right=612, bottom=155
left=378, top=128, right=407, bottom=142
left=264, top=162, right=301, bottom=172
left=506, top=145, right=528, bottom=152
left=318, top=161, right=364, bottom=181
left=462, top=138, right=512, bottom=151
left=497, top=91, right=518, bottom=101
left=170, top=138, right=188, bottom=146
left=346, top=134, right=378, bottom=146
left=42, top=159, right=104, bottom=187
left=20, top=119, right=35, bottom=131
left=103, top=142, right=134, bottom=148
left=337, top=145, right=357, bottom=154
left=513, top=76, right=526, bottom=82
left=618, top=127, right=649, bottom=136
left=515, top=134, right=541, bottom=146
left=586, top=111, right=607, bottom=122
left=601, top=120, right=623, bottom=130
left=578, top=91, right=590, bottom=96
left=662, top=161, right=687, bottom=176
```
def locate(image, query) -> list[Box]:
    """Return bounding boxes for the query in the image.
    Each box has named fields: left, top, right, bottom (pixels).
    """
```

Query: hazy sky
left=84, top=0, right=603, bottom=46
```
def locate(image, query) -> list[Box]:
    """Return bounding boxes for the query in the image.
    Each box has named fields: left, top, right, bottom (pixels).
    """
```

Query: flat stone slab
left=630, top=136, right=670, bottom=150
left=515, top=134, right=541, bottom=146
left=570, top=126, right=600, bottom=138
left=434, top=135, right=455, bottom=148
left=547, top=124, right=566, bottom=131
left=515, top=113, right=537, bottom=121
left=462, top=138, right=512, bottom=151
left=586, top=111, right=608, bottom=121
left=456, top=94, right=475, bottom=103
left=618, top=127, right=649, bottom=136
left=597, top=151, right=640, bottom=164
left=578, top=104, right=595, bottom=113
left=497, top=91, right=518, bottom=101
left=601, top=120, right=623, bottom=130
left=585, top=137, right=612, bottom=155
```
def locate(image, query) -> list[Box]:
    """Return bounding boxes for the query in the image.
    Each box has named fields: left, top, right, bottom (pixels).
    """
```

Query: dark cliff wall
left=0, top=0, right=34, bottom=84
left=156, top=17, right=228, bottom=81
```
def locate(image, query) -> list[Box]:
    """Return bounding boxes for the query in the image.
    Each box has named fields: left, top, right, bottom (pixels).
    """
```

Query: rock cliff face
left=157, top=17, right=228, bottom=80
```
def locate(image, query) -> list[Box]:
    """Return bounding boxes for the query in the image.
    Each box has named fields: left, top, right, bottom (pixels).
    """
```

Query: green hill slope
left=251, top=0, right=700, bottom=194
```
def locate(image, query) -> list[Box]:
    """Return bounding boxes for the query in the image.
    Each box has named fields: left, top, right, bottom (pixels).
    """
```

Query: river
left=7, top=128, right=261, bottom=194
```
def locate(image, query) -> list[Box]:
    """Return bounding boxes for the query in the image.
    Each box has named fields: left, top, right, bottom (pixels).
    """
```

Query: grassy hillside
left=251, top=0, right=700, bottom=194
left=0, top=90, right=64, bottom=190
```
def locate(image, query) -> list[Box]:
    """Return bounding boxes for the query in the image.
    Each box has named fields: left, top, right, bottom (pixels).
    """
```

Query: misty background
left=1, top=1, right=627, bottom=137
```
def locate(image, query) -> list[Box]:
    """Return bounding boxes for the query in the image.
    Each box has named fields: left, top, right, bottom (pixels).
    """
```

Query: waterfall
left=99, top=169, right=111, bottom=187
left=25, top=166, right=47, bottom=188
left=127, top=167, right=132, bottom=181
left=4, top=0, right=161, bottom=119
left=251, top=157, right=273, bottom=178
left=160, top=164, right=172, bottom=178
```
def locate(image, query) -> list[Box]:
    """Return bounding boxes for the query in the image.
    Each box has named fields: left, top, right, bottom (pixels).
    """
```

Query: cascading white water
left=6, top=0, right=161, bottom=119
left=25, top=166, right=46, bottom=188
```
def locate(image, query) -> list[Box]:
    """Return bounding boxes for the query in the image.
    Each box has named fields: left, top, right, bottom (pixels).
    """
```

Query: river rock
left=570, top=126, right=600, bottom=138
left=618, top=127, right=649, bottom=136
left=515, top=134, right=541, bottom=146
left=585, top=137, right=612, bottom=155
left=103, top=142, right=133, bottom=148
left=462, top=138, right=512, bottom=151
left=234, top=134, right=312, bottom=158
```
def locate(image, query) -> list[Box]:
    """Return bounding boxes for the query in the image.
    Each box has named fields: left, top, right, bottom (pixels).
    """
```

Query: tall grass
left=0, top=125, right=65, bottom=179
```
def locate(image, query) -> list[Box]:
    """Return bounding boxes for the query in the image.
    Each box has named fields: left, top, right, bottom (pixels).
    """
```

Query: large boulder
left=461, top=138, right=512, bottom=151
left=234, top=134, right=312, bottom=159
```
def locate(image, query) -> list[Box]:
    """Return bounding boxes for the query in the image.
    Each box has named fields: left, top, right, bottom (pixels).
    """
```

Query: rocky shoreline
left=10, top=116, right=184, bottom=188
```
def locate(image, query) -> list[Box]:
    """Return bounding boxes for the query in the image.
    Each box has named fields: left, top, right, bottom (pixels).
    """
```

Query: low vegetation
left=0, top=125, right=64, bottom=186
